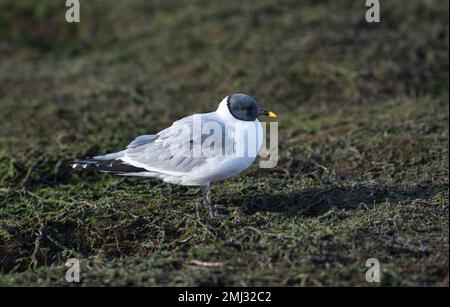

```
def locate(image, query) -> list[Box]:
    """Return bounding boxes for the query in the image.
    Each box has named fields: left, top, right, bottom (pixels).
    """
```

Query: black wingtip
left=71, top=158, right=99, bottom=170
left=72, top=158, right=147, bottom=174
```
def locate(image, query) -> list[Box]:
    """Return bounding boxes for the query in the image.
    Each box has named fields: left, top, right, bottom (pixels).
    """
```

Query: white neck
left=215, top=96, right=235, bottom=121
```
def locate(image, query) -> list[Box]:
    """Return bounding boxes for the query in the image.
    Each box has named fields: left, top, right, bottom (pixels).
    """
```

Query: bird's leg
left=198, top=186, right=206, bottom=218
left=200, top=183, right=226, bottom=218
left=205, top=183, right=212, bottom=208
left=201, top=183, right=215, bottom=218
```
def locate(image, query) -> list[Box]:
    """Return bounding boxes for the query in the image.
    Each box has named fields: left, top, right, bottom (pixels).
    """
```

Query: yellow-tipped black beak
left=259, top=109, right=278, bottom=118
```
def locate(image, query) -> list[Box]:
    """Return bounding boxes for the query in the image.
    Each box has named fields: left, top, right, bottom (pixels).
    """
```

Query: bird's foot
left=199, top=201, right=226, bottom=219
left=207, top=204, right=227, bottom=219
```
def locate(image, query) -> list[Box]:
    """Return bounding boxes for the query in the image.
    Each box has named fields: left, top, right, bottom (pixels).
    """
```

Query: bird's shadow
left=227, top=183, right=448, bottom=217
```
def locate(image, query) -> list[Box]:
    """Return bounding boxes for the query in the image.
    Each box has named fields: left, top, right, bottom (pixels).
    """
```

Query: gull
left=73, top=93, right=277, bottom=216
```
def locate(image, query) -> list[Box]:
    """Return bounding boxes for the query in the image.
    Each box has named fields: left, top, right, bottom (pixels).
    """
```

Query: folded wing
left=121, top=113, right=233, bottom=176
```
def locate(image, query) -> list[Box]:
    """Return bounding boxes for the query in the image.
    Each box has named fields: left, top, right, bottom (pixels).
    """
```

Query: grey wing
left=121, top=113, right=234, bottom=174
left=127, top=135, right=158, bottom=148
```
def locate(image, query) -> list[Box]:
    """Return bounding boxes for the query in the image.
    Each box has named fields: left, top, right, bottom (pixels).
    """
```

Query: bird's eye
left=240, top=104, right=245, bottom=110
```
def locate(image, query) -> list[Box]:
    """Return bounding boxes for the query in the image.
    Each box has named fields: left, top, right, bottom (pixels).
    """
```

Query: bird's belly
left=181, top=156, right=256, bottom=186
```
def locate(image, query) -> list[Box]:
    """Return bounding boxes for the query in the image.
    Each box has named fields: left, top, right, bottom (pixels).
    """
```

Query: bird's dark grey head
left=227, top=93, right=274, bottom=121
